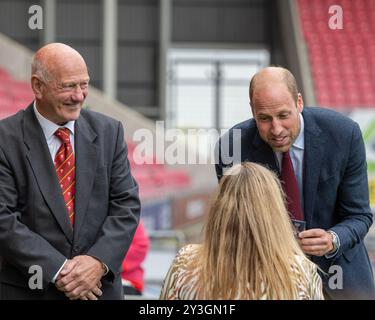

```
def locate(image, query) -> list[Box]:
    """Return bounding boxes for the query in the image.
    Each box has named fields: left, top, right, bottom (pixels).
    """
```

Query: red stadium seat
left=298, top=0, right=375, bottom=108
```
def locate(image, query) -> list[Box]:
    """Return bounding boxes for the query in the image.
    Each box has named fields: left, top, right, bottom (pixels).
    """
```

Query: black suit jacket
left=216, top=107, right=375, bottom=299
left=0, top=104, right=140, bottom=299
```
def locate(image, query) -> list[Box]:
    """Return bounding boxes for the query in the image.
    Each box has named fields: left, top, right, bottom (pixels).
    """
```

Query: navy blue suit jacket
left=216, top=107, right=375, bottom=299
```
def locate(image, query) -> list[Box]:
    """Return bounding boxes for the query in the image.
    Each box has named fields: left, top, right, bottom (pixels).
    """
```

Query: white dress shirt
left=33, top=102, right=75, bottom=282
left=33, top=102, right=75, bottom=160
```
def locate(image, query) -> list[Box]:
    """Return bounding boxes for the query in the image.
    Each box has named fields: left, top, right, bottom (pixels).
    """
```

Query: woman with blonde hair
left=160, top=162, right=323, bottom=300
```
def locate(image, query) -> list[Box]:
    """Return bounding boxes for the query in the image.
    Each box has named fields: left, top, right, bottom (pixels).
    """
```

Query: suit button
left=72, top=245, right=79, bottom=253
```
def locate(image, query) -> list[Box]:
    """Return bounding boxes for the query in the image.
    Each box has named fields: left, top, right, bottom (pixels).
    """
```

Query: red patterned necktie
left=54, top=128, right=75, bottom=227
left=281, top=151, right=304, bottom=221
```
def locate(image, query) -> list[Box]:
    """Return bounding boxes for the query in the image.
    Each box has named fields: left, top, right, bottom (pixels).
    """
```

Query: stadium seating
left=128, top=142, right=191, bottom=200
left=0, top=67, right=33, bottom=118
left=298, top=0, right=375, bottom=108
left=0, top=67, right=191, bottom=200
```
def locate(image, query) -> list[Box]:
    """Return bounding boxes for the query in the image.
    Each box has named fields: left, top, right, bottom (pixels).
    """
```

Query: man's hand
left=78, top=281, right=102, bottom=300
left=298, top=228, right=334, bottom=256
left=56, top=259, right=78, bottom=282
left=55, top=255, right=105, bottom=300
left=56, top=280, right=102, bottom=300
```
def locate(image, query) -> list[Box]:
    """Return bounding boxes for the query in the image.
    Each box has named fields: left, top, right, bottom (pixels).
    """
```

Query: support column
left=103, top=0, right=118, bottom=100
left=42, top=0, right=56, bottom=45
left=159, top=0, right=172, bottom=121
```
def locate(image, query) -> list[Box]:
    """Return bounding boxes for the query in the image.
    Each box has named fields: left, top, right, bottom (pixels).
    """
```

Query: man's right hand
left=298, top=228, right=334, bottom=256
left=77, top=281, right=102, bottom=300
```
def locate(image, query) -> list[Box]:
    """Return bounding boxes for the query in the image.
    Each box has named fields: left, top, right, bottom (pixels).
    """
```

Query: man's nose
left=71, top=86, right=86, bottom=102
left=270, top=119, right=283, bottom=136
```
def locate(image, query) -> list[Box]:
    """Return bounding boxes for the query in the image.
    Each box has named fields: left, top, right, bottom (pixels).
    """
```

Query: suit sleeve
left=0, top=146, right=66, bottom=288
left=214, top=129, right=238, bottom=182
left=330, top=122, right=373, bottom=257
left=214, top=138, right=223, bottom=181
left=87, top=121, right=141, bottom=280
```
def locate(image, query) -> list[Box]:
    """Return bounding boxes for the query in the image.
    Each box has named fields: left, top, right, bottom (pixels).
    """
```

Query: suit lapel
left=23, top=105, right=73, bottom=243
left=73, top=116, right=98, bottom=240
left=249, top=111, right=324, bottom=227
left=302, top=109, right=325, bottom=227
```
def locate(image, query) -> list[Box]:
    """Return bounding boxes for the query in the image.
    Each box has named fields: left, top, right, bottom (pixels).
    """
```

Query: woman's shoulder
left=167, top=244, right=201, bottom=276
left=294, top=254, right=318, bottom=275
left=160, top=244, right=202, bottom=299
left=293, top=254, right=321, bottom=284
left=294, top=254, right=324, bottom=299
left=175, top=244, right=201, bottom=262
left=179, top=244, right=201, bottom=253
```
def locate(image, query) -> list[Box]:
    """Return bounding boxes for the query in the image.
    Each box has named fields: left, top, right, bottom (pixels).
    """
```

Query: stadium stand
left=298, top=0, right=375, bottom=108
left=127, top=141, right=191, bottom=200
left=0, top=67, right=191, bottom=202
left=0, top=68, right=33, bottom=119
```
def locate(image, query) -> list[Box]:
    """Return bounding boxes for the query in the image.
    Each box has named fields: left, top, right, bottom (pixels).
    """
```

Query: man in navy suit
left=215, top=66, right=375, bottom=299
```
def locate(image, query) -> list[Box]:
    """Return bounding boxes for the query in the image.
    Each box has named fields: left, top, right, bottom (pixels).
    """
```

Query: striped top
left=159, top=244, right=324, bottom=300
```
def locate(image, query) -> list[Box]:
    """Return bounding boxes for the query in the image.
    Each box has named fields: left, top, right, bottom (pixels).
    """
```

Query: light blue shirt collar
left=293, top=113, right=304, bottom=151
left=275, top=114, right=304, bottom=161
left=33, top=101, right=75, bottom=138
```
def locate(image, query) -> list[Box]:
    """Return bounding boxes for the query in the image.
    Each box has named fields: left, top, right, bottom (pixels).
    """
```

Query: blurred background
left=0, top=0, right=375, bottom=298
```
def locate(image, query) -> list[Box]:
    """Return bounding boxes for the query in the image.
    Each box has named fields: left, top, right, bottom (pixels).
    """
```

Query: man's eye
left=62, top=84, right=75, bottom=89
left=279, top=114, right=289, bottom=119
left=258, top=117, right=269, bottom=121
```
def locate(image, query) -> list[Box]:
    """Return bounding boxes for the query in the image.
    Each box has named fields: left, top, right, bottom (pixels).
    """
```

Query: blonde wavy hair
left=196, top=162, right=312, bottom=299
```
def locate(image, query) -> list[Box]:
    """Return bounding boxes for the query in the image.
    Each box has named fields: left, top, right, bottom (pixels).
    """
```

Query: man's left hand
left=55, top=255, right=105, bottom=300
left=298, top=228, right=334, bottom=256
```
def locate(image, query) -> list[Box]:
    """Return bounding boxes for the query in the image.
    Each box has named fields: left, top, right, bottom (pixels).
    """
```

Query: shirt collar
left=33, top=101, right=75, bottom=139
left=293, top=113, right=304, bottom=150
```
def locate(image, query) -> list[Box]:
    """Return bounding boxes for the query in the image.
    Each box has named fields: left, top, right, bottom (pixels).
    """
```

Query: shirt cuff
left=51, top=259, right=67, bottom=283
left=102, top=262, right=109, bottom=276
left=325, top=230, right=340, bottom=259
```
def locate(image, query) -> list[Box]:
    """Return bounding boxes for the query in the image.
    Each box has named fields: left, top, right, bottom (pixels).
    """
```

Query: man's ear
left=297, top=93, right=304, bottom=113
left=31, top=76, right=43, bottom=99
